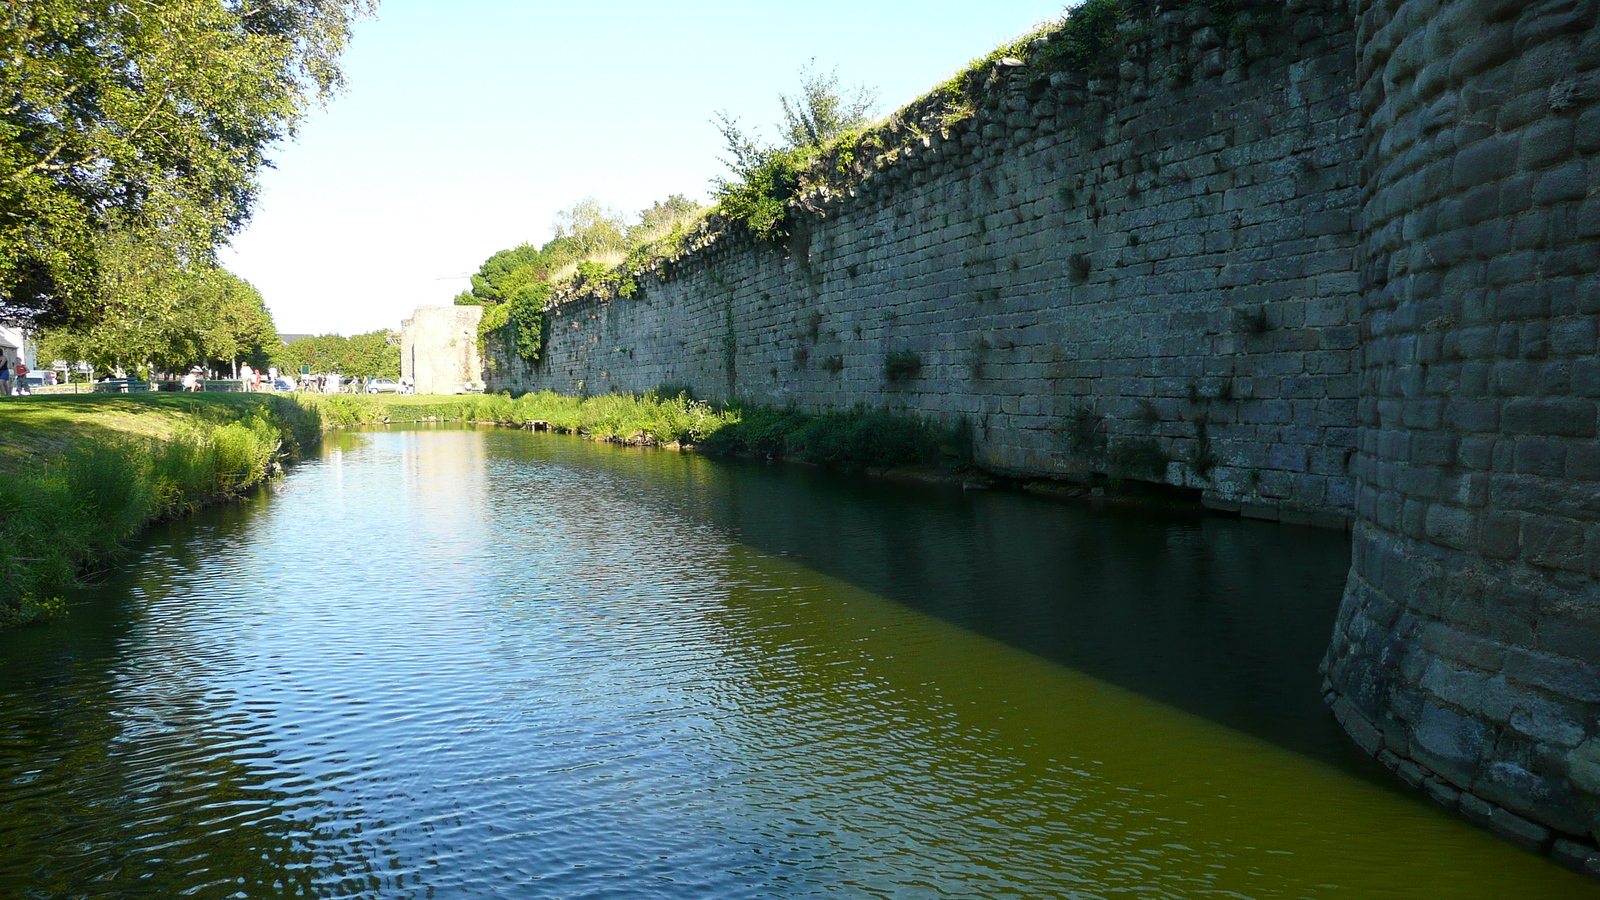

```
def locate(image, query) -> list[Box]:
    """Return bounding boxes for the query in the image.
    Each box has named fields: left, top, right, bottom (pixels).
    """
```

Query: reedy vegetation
left=0, top=391, right=965, bottom=626
left=308, top=392, right=963, bottom=474
left=0, top=394, right=322, bottom=625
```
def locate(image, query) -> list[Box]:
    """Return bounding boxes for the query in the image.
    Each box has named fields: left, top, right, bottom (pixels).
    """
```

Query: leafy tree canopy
left=454, top=243, right=553, bottom=307
left=778, top=62, right=878, bottom=151
left=633, top=194, right=703, bottom=244
left=35, top=230, right=280, bottom=376
left=546, top=197, right=629, bottom=265
left=272, top=330, right=399, bottom=379
left=1, top=0, right=373, bottom=328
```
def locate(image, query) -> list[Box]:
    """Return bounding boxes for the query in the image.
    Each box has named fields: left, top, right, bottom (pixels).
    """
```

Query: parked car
left=22, top=371, right=57, bottom=388
left=365, top=377, right=402, bottom=394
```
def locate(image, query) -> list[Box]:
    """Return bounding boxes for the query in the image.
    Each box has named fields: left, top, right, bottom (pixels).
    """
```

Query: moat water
left=1, top=427, right=1594, bottom=898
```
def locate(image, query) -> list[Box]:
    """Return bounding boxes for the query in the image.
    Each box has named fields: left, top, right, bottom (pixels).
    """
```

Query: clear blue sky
left=222, top=0, right=1068, bottom=335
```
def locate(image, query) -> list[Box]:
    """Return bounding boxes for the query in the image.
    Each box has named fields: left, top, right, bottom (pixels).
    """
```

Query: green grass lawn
left=0, top=393, right=319, bottom=474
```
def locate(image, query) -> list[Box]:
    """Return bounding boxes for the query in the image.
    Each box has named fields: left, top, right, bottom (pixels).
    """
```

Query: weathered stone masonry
left=494, top=0, right=1364, bottom=528
left=487, top=0, right=1600, bottom=868
left=1321, top=0, right=1600, bottom=875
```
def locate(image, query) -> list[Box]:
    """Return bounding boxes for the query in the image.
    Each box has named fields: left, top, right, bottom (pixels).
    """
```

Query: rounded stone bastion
left=1323, top=0, right=1600, bottom=873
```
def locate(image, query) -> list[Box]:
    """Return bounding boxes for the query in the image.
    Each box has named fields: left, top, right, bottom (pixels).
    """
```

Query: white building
left=0, top=324, right=32, bottom=370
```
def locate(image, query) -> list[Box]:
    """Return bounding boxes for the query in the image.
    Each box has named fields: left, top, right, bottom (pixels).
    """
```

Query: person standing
left=240, top=362, right=254, bottom=392
left=0, top=355, right=11, bottom=397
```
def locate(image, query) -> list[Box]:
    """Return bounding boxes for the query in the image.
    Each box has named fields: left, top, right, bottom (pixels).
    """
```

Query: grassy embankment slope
left=0, top=394, right=322, bottom=625
left=0, top=391, right=962, bottom=626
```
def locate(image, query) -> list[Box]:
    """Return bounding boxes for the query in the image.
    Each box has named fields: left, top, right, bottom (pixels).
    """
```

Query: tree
left=547, top=197, right=629, bottom=263
left=456, top=244, right=554, bottom=307
left=778, top=62, right=878, bottom=150
left=712, top=64, right=877, bottom=239
left=34, top=231, right=279, bottom=376
left=272, top=331, right=398, bottom=379
left=0, top=0, right=373, bottom=328
left=631, top=194, right=704, bottom=245
left=204, top=270, right=281, bottom=370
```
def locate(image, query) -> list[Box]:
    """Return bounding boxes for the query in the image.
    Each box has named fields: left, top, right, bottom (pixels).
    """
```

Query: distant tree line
left=458, top=63, right=878, bottom=365
left=34, top=232, right=280, bottom=378
left=273, top=332, right=400, bottom=380
left=458, top=195, right=705, bottom=361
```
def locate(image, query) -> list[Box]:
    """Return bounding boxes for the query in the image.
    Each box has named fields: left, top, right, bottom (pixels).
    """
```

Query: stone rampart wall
left=1322, top=0, right=1600, bottom=873
left=490, top=0, right=1362, bottom=527
left=485, top=0, right=1600, bottom=871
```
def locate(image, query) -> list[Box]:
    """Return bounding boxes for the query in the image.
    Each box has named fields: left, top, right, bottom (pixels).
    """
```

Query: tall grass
left=0, top=396, right=321, bottom=626
left=0, top=390, right=966, bottom=627
left=307, top=391, right=967, bottom=471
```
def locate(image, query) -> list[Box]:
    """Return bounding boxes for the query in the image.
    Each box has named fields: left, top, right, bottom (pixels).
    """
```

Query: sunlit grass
left=0, top=393, right=322, bottom=626
left=0, top=390, right=965, bottom=627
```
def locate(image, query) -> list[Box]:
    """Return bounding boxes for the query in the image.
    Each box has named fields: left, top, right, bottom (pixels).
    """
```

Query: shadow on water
left=4, top=426, right=1594, bottom=898
left=476, top=428, right=1368, bottom=773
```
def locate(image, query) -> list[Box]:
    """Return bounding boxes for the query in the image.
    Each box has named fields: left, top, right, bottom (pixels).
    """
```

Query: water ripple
left=0, top=429, right=1593, bottom=898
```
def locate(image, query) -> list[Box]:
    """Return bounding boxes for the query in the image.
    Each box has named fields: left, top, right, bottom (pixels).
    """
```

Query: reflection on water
left=0, top=427, right=1593, bottom=899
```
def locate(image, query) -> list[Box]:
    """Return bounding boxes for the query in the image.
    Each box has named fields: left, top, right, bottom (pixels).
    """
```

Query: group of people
left=0, top=355, right=31, bottom=396
left=235, top=363, right=284, bottom=392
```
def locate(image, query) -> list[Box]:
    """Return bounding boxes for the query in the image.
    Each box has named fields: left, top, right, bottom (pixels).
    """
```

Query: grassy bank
left=303, top=391, right=968, bottom=471
left=0, top=390, right=962, bottom=627
left=0, top=394, right=324, bottom=626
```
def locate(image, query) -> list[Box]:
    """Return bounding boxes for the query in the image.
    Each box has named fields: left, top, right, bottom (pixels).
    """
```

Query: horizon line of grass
left=0, top=390, right=967, bottom=628
left=305, top=391, right=971, bottom=472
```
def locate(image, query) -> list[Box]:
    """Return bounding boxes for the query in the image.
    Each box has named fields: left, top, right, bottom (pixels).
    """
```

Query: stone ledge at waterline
left=481, top=0, right=1600, bottom=873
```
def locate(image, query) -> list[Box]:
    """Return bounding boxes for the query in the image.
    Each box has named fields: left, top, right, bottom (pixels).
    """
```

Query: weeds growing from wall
left=1192, top=418, right=1217, bottom=478
left=1107, top=437, right=1170, bottom=479
left=1063, top=401, right=1107, bottom=456
left=883, top=350, right=923, bottom=383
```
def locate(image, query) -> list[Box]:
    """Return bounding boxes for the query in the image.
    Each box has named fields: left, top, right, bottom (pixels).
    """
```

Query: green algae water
left=1, top=427, right=1593, bottom=898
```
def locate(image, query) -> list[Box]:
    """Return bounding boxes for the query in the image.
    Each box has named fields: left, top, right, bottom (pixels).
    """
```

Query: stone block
left=1551, top=839, right=1600, bottom=877
left=1523, top=516, right=1588, bottom=571
left=1505, top=649, right=1600, bottom=703
left=1489, top=805, right=1555, bottom=853
left=1451, top=134, right=1520, bottom=189
left=1424, top=776, right=1462, bottom=809
left=1479, top=511, right=1522, bottom=559
left=1459, top=791, right=1496, bottom=826
left=1534, top=162, right=1591, bottom=205
left=1566, top=739, right=1600, bottom=796
left=1514, top=439, right=1568, bottom=476
left=1421, top=622, right=1508, bottom=671
left=1413, top=701, right=1489, bottom=786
